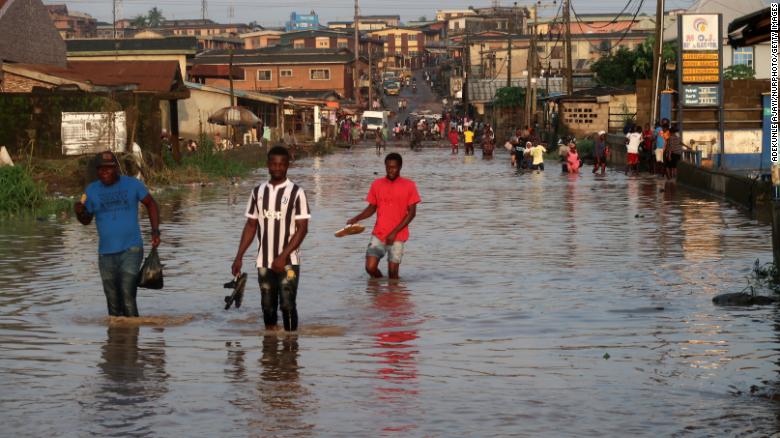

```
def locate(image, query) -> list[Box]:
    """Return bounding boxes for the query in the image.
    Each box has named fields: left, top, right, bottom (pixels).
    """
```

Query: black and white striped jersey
left=244, top=179, right=311, bottom=268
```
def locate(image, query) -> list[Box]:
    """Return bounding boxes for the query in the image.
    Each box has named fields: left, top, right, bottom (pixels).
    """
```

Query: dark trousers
left=258, top=265, right=300, bottom=331
left=98, top=246, right=143, bottom=316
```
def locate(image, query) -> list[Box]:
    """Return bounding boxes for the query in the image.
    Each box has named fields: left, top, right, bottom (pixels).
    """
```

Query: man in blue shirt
left=74, top=151, right=160, bottom=317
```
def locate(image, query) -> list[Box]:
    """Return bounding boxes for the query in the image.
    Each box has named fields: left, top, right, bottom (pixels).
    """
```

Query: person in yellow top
left=463, top=127, right=475, bottom=156
left=529, top=144, right=547, bottom=171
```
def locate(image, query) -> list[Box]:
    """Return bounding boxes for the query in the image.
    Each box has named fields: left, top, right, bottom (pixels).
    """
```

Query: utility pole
left=201, top=0, right=207, bottom=21
left=651, top=0, right=666, bottom=125
left=112, top=0, right=117, bottom=39
left=529, top=3, right=538, bottom=127
left=563, top=0, right=573, bottom=95
left=354, top=0, right=361, bottom=106
left=464, top=32, right=470, bottom=117
left=507, top=2, right=516, bottom=88
left=368, top=45, right=373, bottom=108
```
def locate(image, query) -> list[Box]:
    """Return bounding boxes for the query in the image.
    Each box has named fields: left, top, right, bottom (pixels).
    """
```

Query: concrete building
left=368, top=27, right=425, bottom=69
left=151, top=19, right=251, bottom=38
left=240, top=30, right=283, bottom=49
left=436, top=9, right=477, bottom=22
left=664, top=0, right=771, bottom=79
left=65, top=37, right=198, bottom=76
left=0, top=0, right=67, bottom=66
left=326, top=15, right=400, bottom=31
left=553, top=86, right=637, bottom=136
left=45, top=4, right=97, bottom=39
left=190, top=47, right=365, bottom=100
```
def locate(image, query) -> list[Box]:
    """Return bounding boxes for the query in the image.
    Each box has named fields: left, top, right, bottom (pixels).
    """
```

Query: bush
left=0, top=165, right=47, bottom=213
left=179, top=140, right=250, bottom=178
left=577, top=139, right=595, bottom=158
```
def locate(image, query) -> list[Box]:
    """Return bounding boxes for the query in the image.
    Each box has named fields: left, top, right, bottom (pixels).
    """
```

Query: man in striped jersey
left=232, top=146, right=311, bottom=332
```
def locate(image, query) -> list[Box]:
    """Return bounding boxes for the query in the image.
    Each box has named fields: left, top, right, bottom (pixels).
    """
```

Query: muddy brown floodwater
left=1, top=146, right=779, bottom=437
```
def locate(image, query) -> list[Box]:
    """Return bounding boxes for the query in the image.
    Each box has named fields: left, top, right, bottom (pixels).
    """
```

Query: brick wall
left=0, top=73, right=53, bottom=92
left=0, top=0, right=67, bottom=66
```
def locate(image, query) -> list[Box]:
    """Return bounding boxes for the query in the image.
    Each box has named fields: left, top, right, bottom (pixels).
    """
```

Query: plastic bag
left=137, top=247, right=164, bottom=289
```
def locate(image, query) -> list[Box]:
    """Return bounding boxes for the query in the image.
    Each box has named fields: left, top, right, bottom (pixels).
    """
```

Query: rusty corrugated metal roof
left=14, top=60, right=184, bottom=93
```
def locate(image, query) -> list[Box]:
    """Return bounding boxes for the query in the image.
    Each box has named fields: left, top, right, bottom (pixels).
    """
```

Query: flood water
left=2, top=146, right=779, bottom=437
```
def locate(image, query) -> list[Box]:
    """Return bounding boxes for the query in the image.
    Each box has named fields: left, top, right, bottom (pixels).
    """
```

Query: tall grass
left=0, top=165, right=47, bottom=214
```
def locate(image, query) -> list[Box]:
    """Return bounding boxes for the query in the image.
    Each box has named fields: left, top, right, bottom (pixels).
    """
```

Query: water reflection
left=224, top=334, right=313, bottom=436
left=84, top=326, right=169, bottom=436
left=366, top=280, right=420, bottom=434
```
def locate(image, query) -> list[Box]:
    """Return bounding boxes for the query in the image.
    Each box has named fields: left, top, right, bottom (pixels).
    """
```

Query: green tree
left=130, top=14, right=147, bottom=27
left=147, top=7, right=165, bottom=27
left=724, top=64, right=755, bottom=80
left=418, top=16, right=427, bottom=22
left=591, top=37, right=677, bottom=87
left=493, top=86, right=526, bottom=107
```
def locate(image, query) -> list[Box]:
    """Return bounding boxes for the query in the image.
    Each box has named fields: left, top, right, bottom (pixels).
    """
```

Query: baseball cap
left=95, top=151, right=118, bottom=168
left=598, top=130, right=606, bottom=136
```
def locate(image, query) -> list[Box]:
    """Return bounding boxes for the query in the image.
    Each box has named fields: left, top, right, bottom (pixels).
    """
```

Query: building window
left=257, top=70, right=272, bottom=81
left=310, top=68, right=330, bottom=80
left=316, top=37, right=330, bottom=48
left=337, top=39, right=349, bottom=48
left=232, top=69, right=245, bottom=81
left=294, top=39, right=305, bottom=49
left=280, top=69, right=293, bottom=78
left=733, top=47, right=753, bottom=68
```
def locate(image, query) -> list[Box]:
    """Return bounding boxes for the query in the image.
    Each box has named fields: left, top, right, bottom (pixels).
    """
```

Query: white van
left=361, top=110, right=388, bottom=132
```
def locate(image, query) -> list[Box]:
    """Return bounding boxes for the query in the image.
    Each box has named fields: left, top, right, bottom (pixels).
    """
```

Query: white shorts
left=655, top=149, right=664, bottom=162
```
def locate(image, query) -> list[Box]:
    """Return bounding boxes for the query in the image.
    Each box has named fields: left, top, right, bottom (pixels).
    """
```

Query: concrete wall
left=677, top=161, right=773, bottom=217
left=177, top=88, right=230, bottom=140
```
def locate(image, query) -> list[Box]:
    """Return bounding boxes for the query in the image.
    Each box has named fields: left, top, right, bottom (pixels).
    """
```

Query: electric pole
left=201, top=0, right=207, bottom=21
left=526, top=2, right=538, bottom=128
left=651, top=0, right=665, bottom=125
left=563, top=0, right=573, bottom=95
left=464, top=32, right=470, bottom=117
left=354, top=0, right=361, bottom=106
left=368, top=45, right=373, bottom=108
left=112, top=0, right=117, bottom=39
left=507, top=2, right=515, bottom=88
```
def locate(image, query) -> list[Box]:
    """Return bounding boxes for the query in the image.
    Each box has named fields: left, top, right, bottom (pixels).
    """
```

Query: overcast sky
left=49, top=0, right=703, bottom=27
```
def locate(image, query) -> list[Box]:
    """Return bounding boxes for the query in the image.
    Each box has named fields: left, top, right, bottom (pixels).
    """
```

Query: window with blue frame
left=733, top=47, right=753, bottom=68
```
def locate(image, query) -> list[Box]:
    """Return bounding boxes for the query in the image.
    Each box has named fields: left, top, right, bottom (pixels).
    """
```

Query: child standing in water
left=567, top=143, right=580, bottom=173
left=448, top=129, right=459, bottom=154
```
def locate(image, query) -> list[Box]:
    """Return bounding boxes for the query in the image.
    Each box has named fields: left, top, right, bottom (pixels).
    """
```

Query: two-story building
left=368, top=27, right=426, bottom=69
left=65, top=37, right=198, bottom=75
left=151, top=19, right=251, bottom=38
left=45, top=4, right=97, bottom=39
left=326, top=15, right=400, bottom=31
left=189, top=47, right=366, bottom=100
left=240, top=29, right=283, bottom=49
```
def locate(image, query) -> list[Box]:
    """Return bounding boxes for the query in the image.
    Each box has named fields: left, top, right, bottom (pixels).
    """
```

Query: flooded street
left=2, top=146, right=779, bottom=437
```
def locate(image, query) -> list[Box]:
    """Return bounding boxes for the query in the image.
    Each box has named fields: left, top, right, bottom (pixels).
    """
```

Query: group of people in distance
left=625, top=117, right=684, bottom=179
left=74, top=148, right=420, bottom=334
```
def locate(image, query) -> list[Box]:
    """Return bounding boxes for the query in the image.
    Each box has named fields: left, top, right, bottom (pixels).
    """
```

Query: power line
left=571, top=0, right=645, bottom=54
left=569, top=0, right=638, bottom=30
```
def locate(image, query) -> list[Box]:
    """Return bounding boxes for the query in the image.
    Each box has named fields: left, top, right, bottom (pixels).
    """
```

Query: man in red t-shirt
left=347, top=153, right=421, bottom=279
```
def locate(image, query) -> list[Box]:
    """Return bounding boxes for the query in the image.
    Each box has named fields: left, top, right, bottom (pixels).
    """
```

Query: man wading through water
left=347, top=153, right=421, bottom=279
left=74, top=151, right=160, bottom=317
left=232, top=146, right=310, bottom=332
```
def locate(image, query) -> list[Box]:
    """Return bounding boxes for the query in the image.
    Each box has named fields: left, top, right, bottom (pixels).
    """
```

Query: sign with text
left=682, top=85, right=720, bottom=107
left=681, top=14, right=719, bottom=51
left=681, top=51, right=721, bottom=83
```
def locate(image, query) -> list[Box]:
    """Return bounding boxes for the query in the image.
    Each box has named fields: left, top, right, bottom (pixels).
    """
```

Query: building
left=285, top=11, right=321, bottom=32
left=45, top=4, right=97, bottom=39
left=278, top=29, right=382, bottom=55
left=151, top=19, right=251, bottom=38
left=552, top=86, right=637, bottom=136
left=368, top=27, right=425, bottom=69
left=197, top=36, right=243, bottom=51
left=240, top=29, right=283, bottom=49
left=96, top=21, right=140, bottom=39
left=436, top=9, right=477, bottom=22
left=326, top=15, right=400, bottom=31
left=190, top=47, right=365, bottom=100
left=664, top=0, right=771, bottom=79
left=537, top=13, right=655, bottom=35
left=65, top=37, right=198, bottom=76
left=0, top=0, right=67, bottom=66
left=448, top=6, right=528, bottom=36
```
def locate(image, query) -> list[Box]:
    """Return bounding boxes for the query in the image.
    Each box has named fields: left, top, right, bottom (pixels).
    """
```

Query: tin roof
left=8, top=60, right=185, bottom=93
left=66, top=37, right=198, bottom=54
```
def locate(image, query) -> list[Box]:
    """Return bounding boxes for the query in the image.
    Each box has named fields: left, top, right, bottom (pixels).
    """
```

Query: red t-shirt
left=367, top=176, right=421, bottom=242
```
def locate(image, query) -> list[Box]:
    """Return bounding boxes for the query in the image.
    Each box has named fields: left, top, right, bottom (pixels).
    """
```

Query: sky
left=49, top=0, right=702, bottom=27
